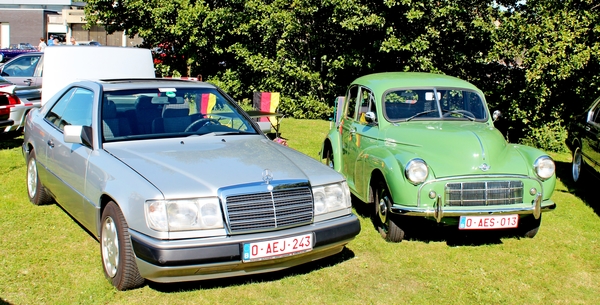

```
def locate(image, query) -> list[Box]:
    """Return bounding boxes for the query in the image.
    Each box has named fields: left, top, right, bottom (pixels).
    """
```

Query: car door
left=340, top=85, right=360, bottom=189
left=581, top=99, right=600, bottom=178
left=0, top=54, right=42, bottom=87
left=352, top=87, right=380, bottom=194
left=42, top=87, right=94, bottom=220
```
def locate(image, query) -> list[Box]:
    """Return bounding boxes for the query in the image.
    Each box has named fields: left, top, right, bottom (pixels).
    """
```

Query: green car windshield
left=383, top=88, right=487, bottom=121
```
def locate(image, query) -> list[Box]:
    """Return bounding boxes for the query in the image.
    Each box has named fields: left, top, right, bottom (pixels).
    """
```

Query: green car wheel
left=372, top=183, right=405, bottom=242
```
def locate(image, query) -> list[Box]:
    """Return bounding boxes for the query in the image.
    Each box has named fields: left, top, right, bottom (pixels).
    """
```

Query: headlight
left=313, top=182, right=351, bottom=216
left=145, top=198, right=224, bottom=232
left=534, top=156, right=555, bottom=180
left=405, top=158, right=428, bottom=184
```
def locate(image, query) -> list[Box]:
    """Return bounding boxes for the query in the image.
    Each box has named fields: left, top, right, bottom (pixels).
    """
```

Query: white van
left=42, top=46, right=155, bottom=105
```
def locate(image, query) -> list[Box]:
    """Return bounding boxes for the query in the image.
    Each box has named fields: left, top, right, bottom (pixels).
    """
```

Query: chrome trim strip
left=471, top=130, right=486, bottom=162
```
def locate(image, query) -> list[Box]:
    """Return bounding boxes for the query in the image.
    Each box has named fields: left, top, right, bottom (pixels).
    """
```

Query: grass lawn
left=1, top=119, right=599, bottom=304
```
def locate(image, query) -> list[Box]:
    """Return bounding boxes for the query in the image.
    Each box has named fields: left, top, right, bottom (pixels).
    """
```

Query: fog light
left=529, top=188, right=537, bottom=196
left=429, top=191, right=437, bottom=199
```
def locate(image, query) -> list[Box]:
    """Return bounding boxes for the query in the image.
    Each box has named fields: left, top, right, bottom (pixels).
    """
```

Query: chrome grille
left=225, top=187, right=314, bottom=233
left=445, top=181, right=524, bottom=206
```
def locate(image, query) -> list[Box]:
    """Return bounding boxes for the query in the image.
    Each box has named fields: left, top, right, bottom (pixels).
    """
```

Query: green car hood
left=382, top=121, right=531, bottom=178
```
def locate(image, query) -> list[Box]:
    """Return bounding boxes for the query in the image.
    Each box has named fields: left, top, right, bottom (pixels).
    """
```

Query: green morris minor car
left=321, top=72, right=556, bottom=242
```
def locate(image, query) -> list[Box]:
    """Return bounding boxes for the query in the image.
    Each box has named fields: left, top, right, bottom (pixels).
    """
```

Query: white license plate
left=459, top=215, right=519, bottom=230
left=242, top=233, right=313, bottom=262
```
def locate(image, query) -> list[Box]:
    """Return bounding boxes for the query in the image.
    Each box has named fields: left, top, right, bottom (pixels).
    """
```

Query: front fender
left=355, top=146, right=416, bottom=205
left=84, top=151, right=163, bottom=239
left=322, top=129, right=343, bottom=172
left=513, top=144, right=557, bottom=201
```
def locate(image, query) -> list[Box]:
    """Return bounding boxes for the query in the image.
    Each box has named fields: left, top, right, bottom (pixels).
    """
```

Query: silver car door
left=0, top=55, right=40, bottom=87
left=43, top=87, right=94, bottom=221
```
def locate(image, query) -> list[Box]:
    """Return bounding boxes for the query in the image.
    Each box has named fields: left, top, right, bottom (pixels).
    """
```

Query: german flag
left=253, top=92, right=280, bottom=125
left=190, top=93, right=216, bottom=115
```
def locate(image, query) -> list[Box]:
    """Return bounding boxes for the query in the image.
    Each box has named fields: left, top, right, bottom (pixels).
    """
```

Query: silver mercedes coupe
left=22, top=78, right=360, bottom=290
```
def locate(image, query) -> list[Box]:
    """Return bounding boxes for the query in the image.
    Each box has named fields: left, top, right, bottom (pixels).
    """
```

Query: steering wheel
left=442, top=110, right=475, bottom=119
left=184, top=118, right=221, bottom=132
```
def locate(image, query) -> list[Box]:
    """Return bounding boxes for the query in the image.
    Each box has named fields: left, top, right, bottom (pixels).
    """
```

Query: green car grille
left=225, top=187, right=314, bottom=233
left=444, top=181, right=524, bottom=206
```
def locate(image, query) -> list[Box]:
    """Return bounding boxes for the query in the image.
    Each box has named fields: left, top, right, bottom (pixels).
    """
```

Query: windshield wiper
left=187, top=131, right=253, bottom=137
left=405, top=110, right=439, bottom=121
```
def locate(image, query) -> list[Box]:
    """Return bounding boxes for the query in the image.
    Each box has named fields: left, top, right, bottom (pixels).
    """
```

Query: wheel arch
left=321, top=132, right=342, bottom=172
left=356, top=146, right=408, bottom=204
left=97, top=194, right=118, bottom=238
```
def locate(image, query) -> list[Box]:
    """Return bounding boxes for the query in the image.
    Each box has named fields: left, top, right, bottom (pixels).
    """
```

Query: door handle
left=47, top=139, right=54, bottom=148
left=24, top=79, right=32, bottom=86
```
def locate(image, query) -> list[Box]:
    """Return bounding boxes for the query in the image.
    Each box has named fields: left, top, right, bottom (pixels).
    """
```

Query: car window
left=358, top=88, right=377, bottom=124
left=102, top=87, right=257, bottom=141
left=384, top=88, right=486, bottom=121
left=1, top=56, right=39, bottom=77
left=589, top=101, right=600, bottom=124
left=345, top=85, right=358, bottom=120
left=45, top=87, right=94, bottom=131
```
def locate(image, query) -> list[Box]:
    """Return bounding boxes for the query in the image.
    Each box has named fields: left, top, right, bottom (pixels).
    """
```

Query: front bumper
left=390, top=196, right=556, bottom=223
left=389, top=174, right=556, bottom=223
left=129, top=214, right=360, bottom=283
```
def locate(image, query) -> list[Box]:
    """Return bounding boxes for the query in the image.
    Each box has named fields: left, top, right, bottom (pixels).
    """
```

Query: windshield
left=102, top=87, right=257, bottom=142
left=383, top=88, right=487, bottom=121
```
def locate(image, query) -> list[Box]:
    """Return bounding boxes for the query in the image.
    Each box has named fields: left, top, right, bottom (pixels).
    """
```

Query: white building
left=0, top=1, right=142, bottom=47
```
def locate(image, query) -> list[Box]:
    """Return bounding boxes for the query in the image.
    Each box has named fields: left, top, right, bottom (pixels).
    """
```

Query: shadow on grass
left=0, top=132, right=23, bottom=150
left=351, top=195, right=529, bottom=247
left=554, top=159, right=600, bottom=219
left=147, top=247, right=356, bottom=292
left=0, top=298, right=13, bottom=305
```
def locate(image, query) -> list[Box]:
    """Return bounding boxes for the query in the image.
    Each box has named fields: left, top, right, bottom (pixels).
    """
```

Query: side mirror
left=64, top=125, right=93, bottom=147
left=492, top=110, right=502, bottom=122
left=365, top=111, right=377, bottom=124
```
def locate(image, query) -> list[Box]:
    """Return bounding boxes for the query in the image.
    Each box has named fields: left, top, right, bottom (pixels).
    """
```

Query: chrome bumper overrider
left=390, top=193, right=556, bottom=223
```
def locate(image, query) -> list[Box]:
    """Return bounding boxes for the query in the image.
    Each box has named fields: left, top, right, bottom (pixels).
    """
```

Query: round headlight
left=534, top=156, right=555, bottom=180
left=405, top=159, right=428, bottom=184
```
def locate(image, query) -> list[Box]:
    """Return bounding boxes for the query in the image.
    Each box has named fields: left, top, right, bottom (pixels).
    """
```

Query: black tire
left=100, top=201, right=145, bottom=290
left=371, top=183, right=405, bottom=242
left=26, top=150, right=53, bottom=205
left=572, top=147, right=583, bottom=183
left=519, top=215, right=542, bottom=238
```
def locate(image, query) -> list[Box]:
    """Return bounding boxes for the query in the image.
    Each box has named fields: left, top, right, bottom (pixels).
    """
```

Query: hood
left=383, top=121, right=531, bottom=177
left=103, top=135, right=335, bottom=198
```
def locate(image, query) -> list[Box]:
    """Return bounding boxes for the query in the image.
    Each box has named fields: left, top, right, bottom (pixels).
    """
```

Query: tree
left=84, top=0, right=600, bottom=147
left=488, top=0, right=600, bottom=148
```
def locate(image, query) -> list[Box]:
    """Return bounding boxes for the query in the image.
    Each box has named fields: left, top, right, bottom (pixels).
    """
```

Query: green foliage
left=520, top=120, right=569, bottom=153
left=487, top=0, right=600, bottom=141
left=82, top=0, right=600, bottom=137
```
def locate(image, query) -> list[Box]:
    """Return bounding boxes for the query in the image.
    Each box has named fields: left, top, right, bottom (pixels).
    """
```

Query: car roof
left=352, top=72, right=482, bottom=93
left=92, top=78, right=216, bottom=91
left=7, top=52, right=43, bottom=59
